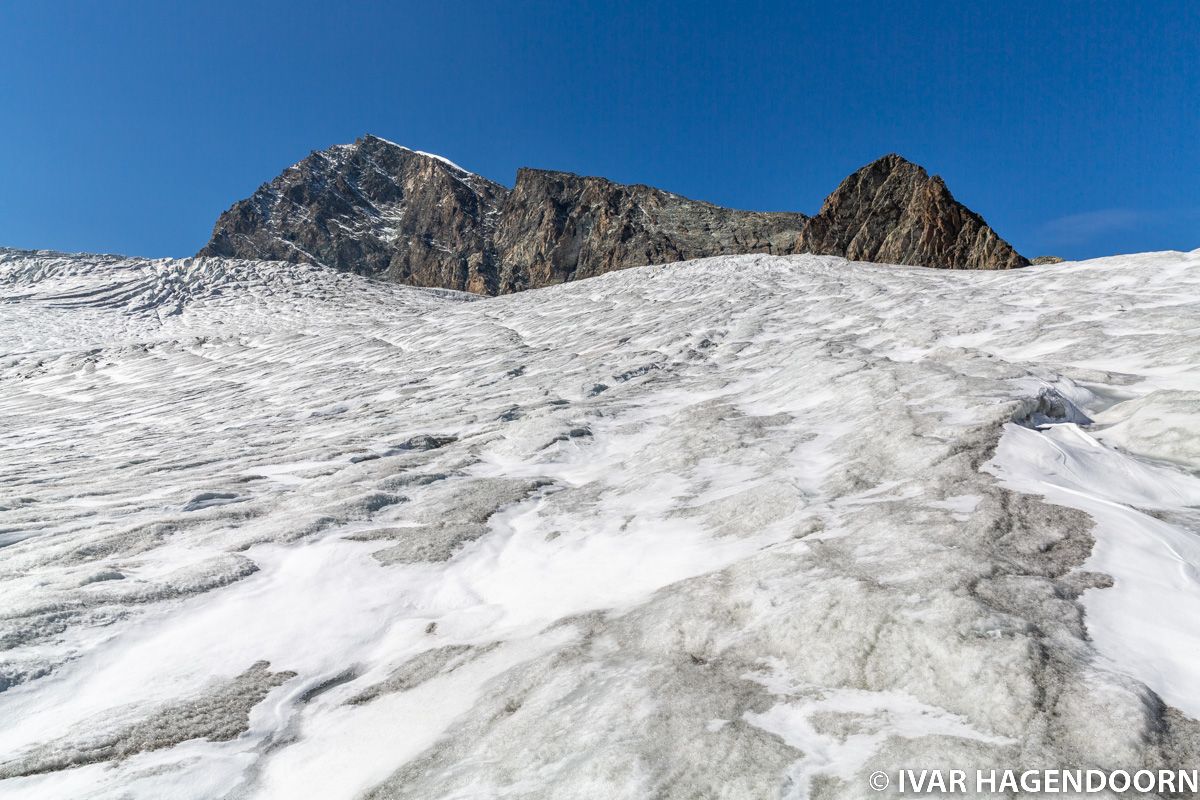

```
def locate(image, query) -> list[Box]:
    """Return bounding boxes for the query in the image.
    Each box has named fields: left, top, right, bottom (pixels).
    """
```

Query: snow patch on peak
left=409, top=149, right=474, bottom=175
left=356, top=134, right=477, bottom=176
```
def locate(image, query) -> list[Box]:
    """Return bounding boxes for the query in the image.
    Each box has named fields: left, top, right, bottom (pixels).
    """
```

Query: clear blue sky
left=2, top=0, right=1196, bottom=261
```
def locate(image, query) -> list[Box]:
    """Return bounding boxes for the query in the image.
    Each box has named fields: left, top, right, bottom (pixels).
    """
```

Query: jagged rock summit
left=199, top=137, right=1028, bottom=294
left=798, top=154, right=1029, bottom=270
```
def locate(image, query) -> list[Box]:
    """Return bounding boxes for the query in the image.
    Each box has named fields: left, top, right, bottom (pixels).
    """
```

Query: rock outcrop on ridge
left=199, top=137, right=1028, bottom=294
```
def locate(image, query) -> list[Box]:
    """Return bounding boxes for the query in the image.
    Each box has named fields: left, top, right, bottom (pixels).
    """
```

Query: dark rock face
left=199, top=139, right=1028, bottom=294
left=797, top=154, right=1029, bottom=270
left=1031, top=255, right=1065, bottom=265
left=198, top=135, right=509, bottom=294
left=491, top=169, right=807, bottom=292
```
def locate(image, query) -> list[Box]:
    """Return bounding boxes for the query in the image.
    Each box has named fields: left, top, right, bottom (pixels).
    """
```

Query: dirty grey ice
left=1, top=247, right=1199, bottom=799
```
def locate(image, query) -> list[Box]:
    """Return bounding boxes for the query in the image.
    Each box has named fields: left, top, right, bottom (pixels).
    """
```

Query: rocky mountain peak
left=799, top=154, right=1029, bottom=270
left=198, top=135, right=509, bottom=293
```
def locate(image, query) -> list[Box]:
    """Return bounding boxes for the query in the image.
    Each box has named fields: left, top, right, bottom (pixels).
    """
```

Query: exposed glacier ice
left=0, top=246, right=1198, bottom=798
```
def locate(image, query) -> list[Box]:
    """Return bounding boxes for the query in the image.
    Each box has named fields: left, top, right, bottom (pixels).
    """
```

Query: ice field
left=1, top=247, right=1198, bottom=798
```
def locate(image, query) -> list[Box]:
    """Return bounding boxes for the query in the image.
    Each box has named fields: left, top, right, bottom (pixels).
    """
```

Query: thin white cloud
left=1039, top=209, right=1152, bottom=245
left=1039, top=207, right=1200, bottom=249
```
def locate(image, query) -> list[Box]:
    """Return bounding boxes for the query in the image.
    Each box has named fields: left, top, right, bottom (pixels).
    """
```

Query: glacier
left=0, top=246, right=1198, bottom=798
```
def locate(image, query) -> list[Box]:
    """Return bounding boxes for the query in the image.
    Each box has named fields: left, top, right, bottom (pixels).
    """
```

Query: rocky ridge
left=199, top=136, right=1029, bottom=294
left=491, top=168, right=808, bottom=293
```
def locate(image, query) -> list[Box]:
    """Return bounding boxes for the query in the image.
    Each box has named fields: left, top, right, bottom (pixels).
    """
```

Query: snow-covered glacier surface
left=0, top=247, right=1198, bottom=799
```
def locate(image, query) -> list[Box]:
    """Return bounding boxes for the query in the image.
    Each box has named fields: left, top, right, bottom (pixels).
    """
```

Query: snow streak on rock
left=0, top=246, right=1198, bottom=799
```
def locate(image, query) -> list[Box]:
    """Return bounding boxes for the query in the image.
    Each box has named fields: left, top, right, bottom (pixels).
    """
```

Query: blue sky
left=1, top=0, right=1196, bottom=260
